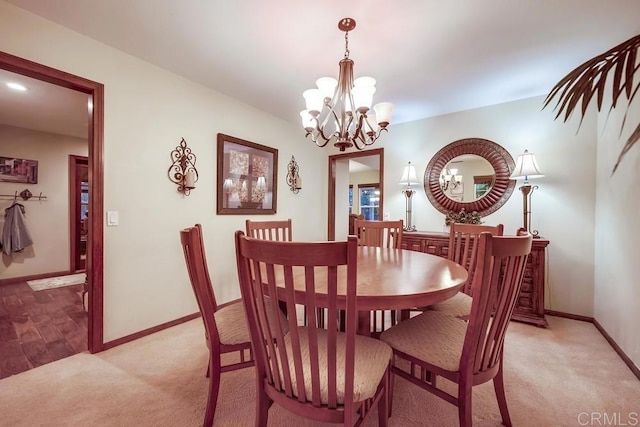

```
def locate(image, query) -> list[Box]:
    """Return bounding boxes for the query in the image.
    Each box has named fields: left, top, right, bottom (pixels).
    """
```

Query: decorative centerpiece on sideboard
left=444, top=208, right=483, bottom=226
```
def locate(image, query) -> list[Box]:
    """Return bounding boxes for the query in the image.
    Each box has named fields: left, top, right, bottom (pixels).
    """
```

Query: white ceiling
left=2, top=0, right=640, bottom=137
left=0, top=69, right=89, bottom=138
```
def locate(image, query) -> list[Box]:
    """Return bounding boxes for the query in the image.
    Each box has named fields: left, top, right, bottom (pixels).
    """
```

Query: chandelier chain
left=344, top=31, right=350, bottom=59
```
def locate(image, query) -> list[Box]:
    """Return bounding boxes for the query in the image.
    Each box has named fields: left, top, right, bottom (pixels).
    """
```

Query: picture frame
left=451, top=182, right=464, bottom=195
left=216, top=134, right=278, bottom=215
left=0, top=156, right=38, bottom=184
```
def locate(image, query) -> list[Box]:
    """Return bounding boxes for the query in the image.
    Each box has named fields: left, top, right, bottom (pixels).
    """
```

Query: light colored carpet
left=0, top=316, right=638, bottom=426
left=26, top=273, right=86, bottom=291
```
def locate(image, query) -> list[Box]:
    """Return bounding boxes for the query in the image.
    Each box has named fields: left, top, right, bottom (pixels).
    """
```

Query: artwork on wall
left=216, top=134, right=278, bottom=215
left=0, top=157, right=38, bottom=184
left=451, top=182, right=463, bottom=195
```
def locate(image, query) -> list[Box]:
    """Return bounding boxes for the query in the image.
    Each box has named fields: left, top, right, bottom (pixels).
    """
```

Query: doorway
left=69, top=156, right=89, bottom=272
left=328, top=148, right=384, bottom=240
left=0, top=51, right=105, bottom=353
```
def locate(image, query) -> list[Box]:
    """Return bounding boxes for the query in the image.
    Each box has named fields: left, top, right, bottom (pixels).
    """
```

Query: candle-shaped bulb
left=184, top=170, right=196, bottom=189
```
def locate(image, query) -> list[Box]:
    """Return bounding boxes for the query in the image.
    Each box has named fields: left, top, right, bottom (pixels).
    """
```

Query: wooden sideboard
left=401, top=231, right=549, bottom=327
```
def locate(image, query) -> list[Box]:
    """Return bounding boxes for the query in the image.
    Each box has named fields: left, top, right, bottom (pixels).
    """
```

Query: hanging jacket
left=1, top=203, right=34, bottom=255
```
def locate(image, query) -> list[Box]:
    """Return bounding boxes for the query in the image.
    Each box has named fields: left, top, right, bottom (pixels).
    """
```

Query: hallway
left=0, top=280, right=86, bottom=378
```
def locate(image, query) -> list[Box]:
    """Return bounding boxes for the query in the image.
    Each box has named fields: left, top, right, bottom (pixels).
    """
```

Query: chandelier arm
left=343, top=113, right=357, bottom=140
left=352, top=114, right=367, bottom=143
left=306, top=130, right=331, bottom=148
left=312, top=115, right=334, bottom=144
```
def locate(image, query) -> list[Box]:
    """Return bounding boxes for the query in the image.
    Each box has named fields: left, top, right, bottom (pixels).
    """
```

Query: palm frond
left=544, top=34, right=640, bottom=173
left=612, top=122, right=640, bottom=175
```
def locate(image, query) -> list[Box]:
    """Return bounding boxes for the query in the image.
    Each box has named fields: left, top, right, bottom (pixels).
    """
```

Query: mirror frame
left=424, top=138, right=516, bottom=216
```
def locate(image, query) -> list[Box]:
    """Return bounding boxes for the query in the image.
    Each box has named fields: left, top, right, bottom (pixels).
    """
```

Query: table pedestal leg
left=357, top=311, right=371, bottom=336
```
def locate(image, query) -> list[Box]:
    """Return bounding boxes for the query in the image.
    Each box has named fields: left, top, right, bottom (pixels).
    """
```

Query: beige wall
left=0, top=1, right=327, bottom=341
left=379, top=96, right=598, bottom=318
left=0, top=124, right=87, bottom=279
left=594, top=86, right=640, bottom=368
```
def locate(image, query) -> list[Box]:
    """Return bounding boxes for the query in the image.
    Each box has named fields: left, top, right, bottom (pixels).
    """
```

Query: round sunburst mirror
left=424, top=138, right=516, bottom=216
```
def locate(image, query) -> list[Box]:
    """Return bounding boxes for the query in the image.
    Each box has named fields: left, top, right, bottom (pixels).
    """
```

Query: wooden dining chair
left=380, top=230, right=532, bottom=427
left=234, top=232, right=393, bottom=426
left=428, top=222, right=504, bottom=318
left=354, top=219, right=403, bottom=334
left=348, top=213, right=364, bottom=236
left=245, top=218, right=292, bottom=241
left=180, top=224, right=254, bottom=426
left=354, top=219, right=403, bottom=249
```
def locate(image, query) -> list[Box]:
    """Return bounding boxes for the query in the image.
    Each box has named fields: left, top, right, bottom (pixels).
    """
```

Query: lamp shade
left=399, top=162, right=420, bottom=186
left=510, top=150, right=544, bottom=181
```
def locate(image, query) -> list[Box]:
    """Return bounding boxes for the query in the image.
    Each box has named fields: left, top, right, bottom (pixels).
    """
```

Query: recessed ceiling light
left=7, top=82, right=29, bottom=92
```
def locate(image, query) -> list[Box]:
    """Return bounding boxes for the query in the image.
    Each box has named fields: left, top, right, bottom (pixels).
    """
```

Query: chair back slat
left=180, top=225, right=220, bottom=347
left=354, top=219, right=403, bottom=249
left=448, top=223, right=504, bottom=295
left=460, top=230, right=532, bottom=377
left=246, top=219, right=292, bottom=241
left=235, top=232, right=359, bottom=410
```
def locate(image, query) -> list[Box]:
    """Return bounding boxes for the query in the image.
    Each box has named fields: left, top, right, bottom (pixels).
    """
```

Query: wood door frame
left=328, top=148, right=384, bottom=240
left=69, top=155, right=88, bottom=272
left=0, top=51, right=105, bottom=353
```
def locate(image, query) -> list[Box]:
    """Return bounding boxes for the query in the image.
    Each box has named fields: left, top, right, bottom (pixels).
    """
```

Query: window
left=348, top=185, right=353, bottom=214
left=359, top=184, right=380, bottom=220
left=474, top=174, right=495, bottom=199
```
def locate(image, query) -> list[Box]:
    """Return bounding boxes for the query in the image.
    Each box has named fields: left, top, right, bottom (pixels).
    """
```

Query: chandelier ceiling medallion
left=300, top=17, right=394, bottom=152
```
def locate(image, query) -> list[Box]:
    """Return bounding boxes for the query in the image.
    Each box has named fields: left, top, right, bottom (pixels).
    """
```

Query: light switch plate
left=107, top=211, right=119, bottom=226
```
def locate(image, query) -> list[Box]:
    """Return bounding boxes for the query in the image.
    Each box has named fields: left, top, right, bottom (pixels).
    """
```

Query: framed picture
left=451, top=182, right=464, bottom=195
left=216, top=134, right=278, bottom=215
left=0, top=156, right=38, bottom=184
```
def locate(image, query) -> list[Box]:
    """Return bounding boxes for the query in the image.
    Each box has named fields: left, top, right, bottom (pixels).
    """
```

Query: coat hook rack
left=0, top=189, right=47, bottom=201
left=168, top=137, right=198, bottom=196
left=286, top=155, right=302, bottom=194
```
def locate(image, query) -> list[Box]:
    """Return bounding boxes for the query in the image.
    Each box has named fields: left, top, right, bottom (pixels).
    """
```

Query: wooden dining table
left=271, top=246, right=469, bottom=335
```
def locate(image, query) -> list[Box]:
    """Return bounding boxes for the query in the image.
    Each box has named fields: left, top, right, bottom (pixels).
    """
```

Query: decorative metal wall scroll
left=286, top=155, right=301, bottom=194
left=168, top=137, right=198, bottom=196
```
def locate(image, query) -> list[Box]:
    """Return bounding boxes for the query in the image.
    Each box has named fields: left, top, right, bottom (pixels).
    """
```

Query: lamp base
left=403, top=225, right=417, bottom=232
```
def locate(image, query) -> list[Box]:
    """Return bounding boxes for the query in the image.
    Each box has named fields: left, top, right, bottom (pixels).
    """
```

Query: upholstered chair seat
left=282, top=327, right=393, bottom=404
left=213, top=301, right=251, bottom=345
left=431, top=292, right=473, bottom=318
left=381, top=311, right=467, bottom=371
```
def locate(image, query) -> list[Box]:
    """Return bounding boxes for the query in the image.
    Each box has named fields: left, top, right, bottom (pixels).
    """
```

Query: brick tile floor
left=0, top=281, right=86, bottom=379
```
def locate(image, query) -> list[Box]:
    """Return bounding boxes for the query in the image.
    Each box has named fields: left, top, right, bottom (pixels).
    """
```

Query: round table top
left=281, top=246, right=468, bottom=311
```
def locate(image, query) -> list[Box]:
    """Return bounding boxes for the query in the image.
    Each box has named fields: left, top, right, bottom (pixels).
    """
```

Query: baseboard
left=102, top=312, right=201, bottom=351
left=544, top=309, right=594, bottom=323
left=545, top=309, right=639, bottom=381
left=593, top=319, right=640, bottom=381
left=0, top=270, right=72, bottom=286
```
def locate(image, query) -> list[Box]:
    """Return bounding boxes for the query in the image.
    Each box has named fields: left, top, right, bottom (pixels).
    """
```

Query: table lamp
left=399, top=161, right=420, bottom=232
left=509, top=149, right=544, bottom=237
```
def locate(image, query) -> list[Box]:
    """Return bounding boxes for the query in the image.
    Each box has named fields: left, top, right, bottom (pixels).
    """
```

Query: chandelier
left=300, top=17, right=394, bottom=151
left=440, top=168, right=462, bottom=191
